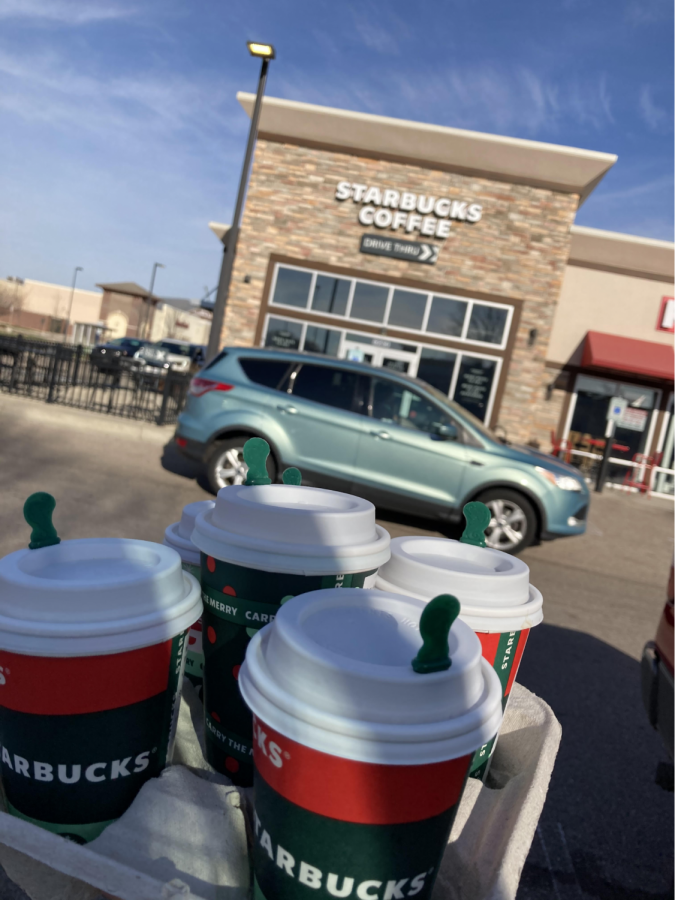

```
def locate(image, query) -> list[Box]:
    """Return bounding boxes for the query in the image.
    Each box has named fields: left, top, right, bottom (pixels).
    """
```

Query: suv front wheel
left=205, top=436, right=278, bottom=494
left=475, top=488, right=537, bottom=555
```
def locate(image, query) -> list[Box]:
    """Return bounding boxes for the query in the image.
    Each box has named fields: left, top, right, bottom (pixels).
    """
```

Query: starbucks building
left=214, top=93, right=674, bottom=492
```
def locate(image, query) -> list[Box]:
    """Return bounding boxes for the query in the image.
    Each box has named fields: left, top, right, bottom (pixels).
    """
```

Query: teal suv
left=174, top=348, right=589, bottom=554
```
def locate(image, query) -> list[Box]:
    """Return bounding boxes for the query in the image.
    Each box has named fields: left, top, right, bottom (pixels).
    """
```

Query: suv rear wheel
left=205, top=436, right=277, bottom=494
left=475, top=488, right=537, bottom=555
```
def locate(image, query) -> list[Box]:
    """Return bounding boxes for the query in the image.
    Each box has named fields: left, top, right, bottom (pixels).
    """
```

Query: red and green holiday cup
left=0, top=493, right=202, bottom=842
left=239, top=588, right=502, bottom=900
left=375, top=525, right=543, bottom=781
left=190, top=446, right=390, bottom=787
left=164, top=500, right=215, bottom=694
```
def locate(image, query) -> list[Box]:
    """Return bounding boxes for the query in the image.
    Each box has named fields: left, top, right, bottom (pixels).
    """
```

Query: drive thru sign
left=608, top=397, right=628, bottom=422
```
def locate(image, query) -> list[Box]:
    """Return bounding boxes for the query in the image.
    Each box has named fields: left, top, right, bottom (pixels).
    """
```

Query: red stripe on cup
left=0, top=641, right=174, bottom=715
left=504, top=629, right=529, bottom=698
left=476, top=632, right=501, bottom=665
left=253, top=717, right=470, bottom=825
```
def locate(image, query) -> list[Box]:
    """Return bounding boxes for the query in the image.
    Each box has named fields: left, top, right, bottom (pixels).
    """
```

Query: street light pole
left=65, top=266, right=83, bottom=343
left=205, top=42, right=275, bottom=363
left=143, top=262, right=165, bottom=340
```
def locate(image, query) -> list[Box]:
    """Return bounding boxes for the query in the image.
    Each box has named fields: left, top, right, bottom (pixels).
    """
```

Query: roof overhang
left=569, top=226, right=674, bottom=281
left=238, top=92, right=617, bottom=204
left=582, top=331, right=674, bottom=382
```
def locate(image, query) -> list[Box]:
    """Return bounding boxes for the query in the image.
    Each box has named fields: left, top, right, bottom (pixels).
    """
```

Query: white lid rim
left=239, top=658, right=502, bottom=762
left=192, top=530, right=390, bottom=575
left=0, top=573, right=202, bottom=647
left=242, top=628, right=502, bottom=744
left=374, top=577, right=542, bottom=617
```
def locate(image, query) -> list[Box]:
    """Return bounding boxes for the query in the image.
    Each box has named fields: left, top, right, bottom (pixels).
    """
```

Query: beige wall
left=547, top=265, right=674, bottom=365
left=150, top=304, right=211, bottom=345
left=1, top=279, right=102, bottom=326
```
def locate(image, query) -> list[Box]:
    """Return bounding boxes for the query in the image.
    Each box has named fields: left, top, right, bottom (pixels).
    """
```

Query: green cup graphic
left=191, top=483, right=391, bottom=787
left=239, top=588, right=503, bottom=899
left=375, top=534, right=543, bottom=782
left=164, top=500, right=216, bottom=694
left=0, top=529, right=202, bottom=841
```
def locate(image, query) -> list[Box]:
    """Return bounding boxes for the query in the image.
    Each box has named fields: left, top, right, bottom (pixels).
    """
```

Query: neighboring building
left=0, top=277, right=210, bottom=347
left=213, top=92, right=674, bottom=491
left=150, top=297, right=212, bottom=346
left=97, top=282, right=157, bottom=341
left=96, top=283, right=211, bottom=346
left=0, top=278, right=104, bottom=344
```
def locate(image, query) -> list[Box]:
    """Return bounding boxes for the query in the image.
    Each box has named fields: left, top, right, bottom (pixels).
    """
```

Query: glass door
left=341, top=336, right=419, bottom=375
left=566, top=375, right=660, bottom=483
left=654, top=394, right=674, bottom=496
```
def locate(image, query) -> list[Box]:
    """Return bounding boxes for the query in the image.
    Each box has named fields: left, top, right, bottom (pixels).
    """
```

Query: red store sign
left=657, top=296, right=674, bottom=333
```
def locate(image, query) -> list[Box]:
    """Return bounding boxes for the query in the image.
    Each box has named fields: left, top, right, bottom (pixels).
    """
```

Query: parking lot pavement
left=0, top=394, right=672, bottom=899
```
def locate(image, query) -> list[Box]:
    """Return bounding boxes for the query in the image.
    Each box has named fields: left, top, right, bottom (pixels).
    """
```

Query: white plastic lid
left=0, top=539, right=202, bottom=657
left=191, top=484, right=390, bottom=575
left=375, top=536, right=543, bottom=633
left=239, top=588, right=503, bottom=764
left=164, top=500, right=216, bottom=567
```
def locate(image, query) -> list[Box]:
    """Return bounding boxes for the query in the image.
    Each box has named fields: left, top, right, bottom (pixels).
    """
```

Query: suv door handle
left=469, top=459, right=484, bottom=466
left=370, top=430, right=391, bottom=440
left=277, top=405, right=298, bottom=415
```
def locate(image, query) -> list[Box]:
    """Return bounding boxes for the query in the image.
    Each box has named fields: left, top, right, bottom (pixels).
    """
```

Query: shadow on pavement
left=516, top=624, right=673, bottom=900
left=160, top=441, right=214, bottom=494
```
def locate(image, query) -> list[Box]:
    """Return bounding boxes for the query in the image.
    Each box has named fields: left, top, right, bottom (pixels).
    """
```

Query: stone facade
left=222, top=139, right=579, bottom=445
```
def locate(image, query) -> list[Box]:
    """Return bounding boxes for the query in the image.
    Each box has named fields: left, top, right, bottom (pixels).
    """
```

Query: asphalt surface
left=0, top=393, right=672, bottom=900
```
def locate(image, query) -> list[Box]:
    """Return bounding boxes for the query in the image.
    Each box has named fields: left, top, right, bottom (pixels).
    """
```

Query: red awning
left=581, top=331, right=674, bottom=382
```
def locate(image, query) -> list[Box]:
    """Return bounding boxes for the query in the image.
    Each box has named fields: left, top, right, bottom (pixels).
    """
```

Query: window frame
left=269, top=262, right=514, bottom=351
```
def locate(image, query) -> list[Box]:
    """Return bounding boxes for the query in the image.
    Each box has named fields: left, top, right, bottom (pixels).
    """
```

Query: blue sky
left=0, top=0, right=672, bottom=299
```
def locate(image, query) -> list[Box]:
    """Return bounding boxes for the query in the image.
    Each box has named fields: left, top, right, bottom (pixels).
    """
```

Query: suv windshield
left=417, top=379, right=498, bottom=442
left=159, top=342, right=191, bottom=356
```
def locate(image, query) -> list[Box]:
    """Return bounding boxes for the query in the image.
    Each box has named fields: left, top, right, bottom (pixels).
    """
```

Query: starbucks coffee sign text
left=335, top=181, right=483, bottom=239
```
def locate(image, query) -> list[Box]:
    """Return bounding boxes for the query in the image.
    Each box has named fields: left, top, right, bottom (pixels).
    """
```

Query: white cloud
left=0, top=0, right=135, bottom=25
left=639, top=85, right=671, bottom=132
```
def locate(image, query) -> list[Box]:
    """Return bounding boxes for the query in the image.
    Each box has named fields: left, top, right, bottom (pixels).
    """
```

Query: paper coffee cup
left=375, top=536, right=543, bottom=780
left=239, top=587, right=502, bottom=900
left=0, top=538, right=201, bottom=842
left=164, top=500, right=215, bottom=692
left=191, top=484, right=391, bottom=786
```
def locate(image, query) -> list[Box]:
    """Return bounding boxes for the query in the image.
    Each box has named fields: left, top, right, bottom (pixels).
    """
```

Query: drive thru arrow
left=418, top=243, right=439, bottom=263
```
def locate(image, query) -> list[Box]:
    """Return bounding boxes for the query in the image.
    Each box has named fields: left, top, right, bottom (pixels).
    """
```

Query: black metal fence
left=0, top=335, right=190, bottom=425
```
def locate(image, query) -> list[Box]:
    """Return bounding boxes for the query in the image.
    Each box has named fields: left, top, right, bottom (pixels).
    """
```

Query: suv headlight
left=535, top=466, right=582, bottom=492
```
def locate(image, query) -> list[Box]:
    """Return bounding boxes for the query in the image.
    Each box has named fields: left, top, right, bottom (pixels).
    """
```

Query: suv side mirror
left=431, top=422, right=458, bottom=442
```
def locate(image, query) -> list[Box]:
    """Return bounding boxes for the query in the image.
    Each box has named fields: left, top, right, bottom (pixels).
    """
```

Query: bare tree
left=0, top=280, right=26, bottom=320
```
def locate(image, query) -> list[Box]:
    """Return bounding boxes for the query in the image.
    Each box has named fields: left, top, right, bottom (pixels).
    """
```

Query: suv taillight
left=189, top=377, right=234, bottom=397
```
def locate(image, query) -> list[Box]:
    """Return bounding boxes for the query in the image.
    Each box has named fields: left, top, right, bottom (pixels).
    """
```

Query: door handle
left=469, top=459, right=484, bottom=466
left=277, top=405, right=298, bottom=415
left=370, top=430, right=391, bottom=440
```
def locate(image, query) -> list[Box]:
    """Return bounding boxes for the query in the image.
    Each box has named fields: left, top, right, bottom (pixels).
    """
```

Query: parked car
left=90, top=338, right=150, bottom=372
left=642, top=565, right=674, bottom=760
left=138, top=340, right=205, bottom=374
left=174, top=348, right=590, bottom=553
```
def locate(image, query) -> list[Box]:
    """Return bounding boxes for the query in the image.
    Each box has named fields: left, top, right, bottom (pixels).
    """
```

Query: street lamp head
left=247, top=41, right=275, bottom=59
left=156, top=262, right=165, bottom=269
left=75, top=267, right=83, bottom=273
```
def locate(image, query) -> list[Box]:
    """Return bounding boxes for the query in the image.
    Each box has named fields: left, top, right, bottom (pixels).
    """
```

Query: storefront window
left=388, top=289, right=427, bottom=330
left=426, top=296, right=467, bottom=337
left=417, top=348, right=457, bottom=395
left=311, top=275, right=350, bottom=316
left=467, top=304, right=509, bottom=345
left=265, top=317, right=303, bottom=350
left=350, top=281, right=389, bottom=322
left=272, top=267, right=312, bottom=309
left=453, top=356, right=496, bottom=421
left=304, top=326, right=341, bottom=356
left=567, top=375, right=659, bottom=483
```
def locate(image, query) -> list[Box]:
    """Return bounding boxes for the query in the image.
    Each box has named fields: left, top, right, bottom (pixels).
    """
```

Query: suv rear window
left=291, top=364, right=358, bottom=411
left=239, top=358, right=292, bottom=390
